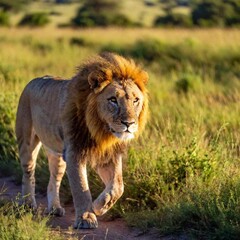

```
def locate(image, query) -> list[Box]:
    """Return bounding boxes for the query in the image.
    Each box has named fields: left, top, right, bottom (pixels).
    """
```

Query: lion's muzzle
left=109, top=120, right=138, bottom=140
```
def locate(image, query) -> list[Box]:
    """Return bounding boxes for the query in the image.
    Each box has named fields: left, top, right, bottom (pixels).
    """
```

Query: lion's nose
left=121, top=120, right=135, bottom=128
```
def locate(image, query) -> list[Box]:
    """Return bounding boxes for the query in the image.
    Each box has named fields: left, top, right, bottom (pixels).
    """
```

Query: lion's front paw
left=74, top=212, right=98, bottom=229
left=93, top=188, right=123, bottom=216
left=93, top=192, right=112, bottom=216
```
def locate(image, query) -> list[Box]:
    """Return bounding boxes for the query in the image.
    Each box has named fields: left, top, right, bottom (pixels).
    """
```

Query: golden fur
left=16, top=52, right=148, bottom=229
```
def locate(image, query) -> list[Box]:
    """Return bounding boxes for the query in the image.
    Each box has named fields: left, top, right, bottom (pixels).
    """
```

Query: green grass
left=0, top=195, right=64, bottom=240
left=0, top=27, right=239, bottom=239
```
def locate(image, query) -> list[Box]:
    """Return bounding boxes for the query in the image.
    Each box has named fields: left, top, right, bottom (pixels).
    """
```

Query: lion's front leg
left=66, top=152, right=97, bottom=229
left=93, top=154, right=124, bottom=216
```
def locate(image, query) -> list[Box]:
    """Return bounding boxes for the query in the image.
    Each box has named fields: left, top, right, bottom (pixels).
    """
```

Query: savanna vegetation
left=0, top=1, right=240, bottom=239
left=0, top=0, right=240, bottom=28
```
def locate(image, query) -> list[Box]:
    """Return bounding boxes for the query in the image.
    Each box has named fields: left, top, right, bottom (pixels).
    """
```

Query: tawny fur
left=16, top=52, right=148, bottom=229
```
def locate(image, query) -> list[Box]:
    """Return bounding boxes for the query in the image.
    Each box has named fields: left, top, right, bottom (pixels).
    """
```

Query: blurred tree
left=224, top=0, right=240, bottom=26
left=72, top=0, right=136, bottom=27
left=154, top=12, right=192, bottom=27
left=72, top=0, right=118, bottom=27
left=177, top=0, right=189, bottom=6
left=160, top=0, right=177, bottom=14
left=192, top=0, right=240, bottom=27
left=192, top=0, right=224, bottom=26
left=55, top=0, right=75, bottom=3
left=0, top=0, right=31, bottom=12
left=159, top=0, right=189, bottom=8
left=0, top=10, right=10, bottom=26
left=19, top=12, right=50, bottom=27
left=144, top=1, right=156, bottom=7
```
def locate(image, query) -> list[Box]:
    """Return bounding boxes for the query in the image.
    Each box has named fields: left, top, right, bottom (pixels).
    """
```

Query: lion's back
left=16, top=76, right=68, bottom=152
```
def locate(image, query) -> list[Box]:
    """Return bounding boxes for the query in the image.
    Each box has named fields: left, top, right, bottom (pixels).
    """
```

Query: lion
left=15, top=52, right=148, bottom=229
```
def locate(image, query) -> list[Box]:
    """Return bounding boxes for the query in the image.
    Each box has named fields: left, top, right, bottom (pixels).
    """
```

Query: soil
left=0, top=176, right=165, bottom=240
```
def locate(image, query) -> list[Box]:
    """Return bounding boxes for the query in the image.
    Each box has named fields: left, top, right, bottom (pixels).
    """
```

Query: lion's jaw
left=109, top=123, right=138, bottom=140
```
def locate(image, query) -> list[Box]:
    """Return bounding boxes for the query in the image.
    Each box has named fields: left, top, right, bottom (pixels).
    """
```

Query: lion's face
left=97, top=80, right=144, bottom=141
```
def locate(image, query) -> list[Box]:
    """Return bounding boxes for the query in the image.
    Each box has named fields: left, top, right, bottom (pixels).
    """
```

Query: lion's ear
left=88, top=71, right=111, bottom=93
left=135, top=70, right=148, bottom=91
left=141, top=71, right=149, bottom=85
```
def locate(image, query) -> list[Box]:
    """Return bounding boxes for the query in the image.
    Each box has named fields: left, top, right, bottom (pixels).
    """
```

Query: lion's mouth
left=110, top=128, right=135, bottom=140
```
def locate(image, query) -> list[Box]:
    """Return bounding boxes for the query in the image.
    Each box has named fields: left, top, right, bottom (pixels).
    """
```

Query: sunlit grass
left=0, top=27, right=240, bottom=238
left=0, top=195, right=65, bottom=240
left=1, top=28, right=240, bottom=47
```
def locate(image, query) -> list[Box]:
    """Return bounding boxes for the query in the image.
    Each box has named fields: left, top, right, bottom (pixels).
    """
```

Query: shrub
left=120, top=139, right=215, bottom=214
left=191, top=0, right=240, bottom=27
left=174, top=74, right=202, bottom=94
left=0, top=0, right=31, bottom=12
left=126, top=179, right=240, bottom=239
left=129, top=39, right=166, bottom=62
left=144, top=0, right=156, bottom=7
left=154, top=13, right=193, bottom=27
left=69, top=37, right=94, bottom=47
left=19, top=12, right=50, bottom=27
left=175, top=77, right=192, bottom=94
left=71, top=0, right=136, bottom=27
left=0, top=10, right=10, bottom=26
left=110, top=13, right=138, bottom=27
left=72, top=11, right=136, bottom=27
left=72, top=11, right=107, bottom=27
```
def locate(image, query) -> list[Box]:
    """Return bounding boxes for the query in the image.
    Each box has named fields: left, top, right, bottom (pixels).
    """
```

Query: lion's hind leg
left=46, top=150, right=66, bottom=217
left=16, top=89, right=42, bottom=209
left=18, top=133, right=41, bottom=209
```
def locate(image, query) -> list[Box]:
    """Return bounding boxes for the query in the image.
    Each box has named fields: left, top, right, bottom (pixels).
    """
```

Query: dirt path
left=0, top=177, right=162, bottom=240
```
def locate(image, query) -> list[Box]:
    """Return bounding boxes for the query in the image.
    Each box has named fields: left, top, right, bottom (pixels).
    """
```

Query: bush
left=19, top=12, right=50, bottom=27
left=71, top=0, right=137, bottom=27
left=125, top=179, right=240, bottom=239
left=144, top=0, right=156, bottom=7
left=192, top=0, right=240, bottom=27
left=110, top=13, right=139, bottom=27
left=72, top=10, right=107, bottom=27
left=0, top=0, right=31, bottom=12
left=0, top=10, right=10, bottom=26
left=174, top=74, right=202, bottom=94
left=69, top=37, right=94, bottom=47
left=129, top=39, right=166, bottom=62
left=72, top=11, right=136, bottom=27
left=154, top=13, right=193, bottom=27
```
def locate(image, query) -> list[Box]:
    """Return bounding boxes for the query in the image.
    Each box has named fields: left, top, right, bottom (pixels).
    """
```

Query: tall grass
left=0, top=195, right=64, bottom=240
left=0, top=27, right=239, bottom=239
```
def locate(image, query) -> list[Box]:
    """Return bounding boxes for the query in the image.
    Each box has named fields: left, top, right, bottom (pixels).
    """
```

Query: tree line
left=0, top=0, right=239, bottom=27
left=155, top=0, right=240, bottom=27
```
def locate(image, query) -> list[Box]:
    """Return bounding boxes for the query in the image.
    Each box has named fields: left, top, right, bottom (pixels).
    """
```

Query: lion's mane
left=63, top=52, right=148, bottom=166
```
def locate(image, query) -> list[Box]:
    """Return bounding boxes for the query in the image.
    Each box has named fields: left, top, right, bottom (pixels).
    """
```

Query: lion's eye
left=133, top=97, right=139, bottom=104
left=108, top=97, right=118, bottom=105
